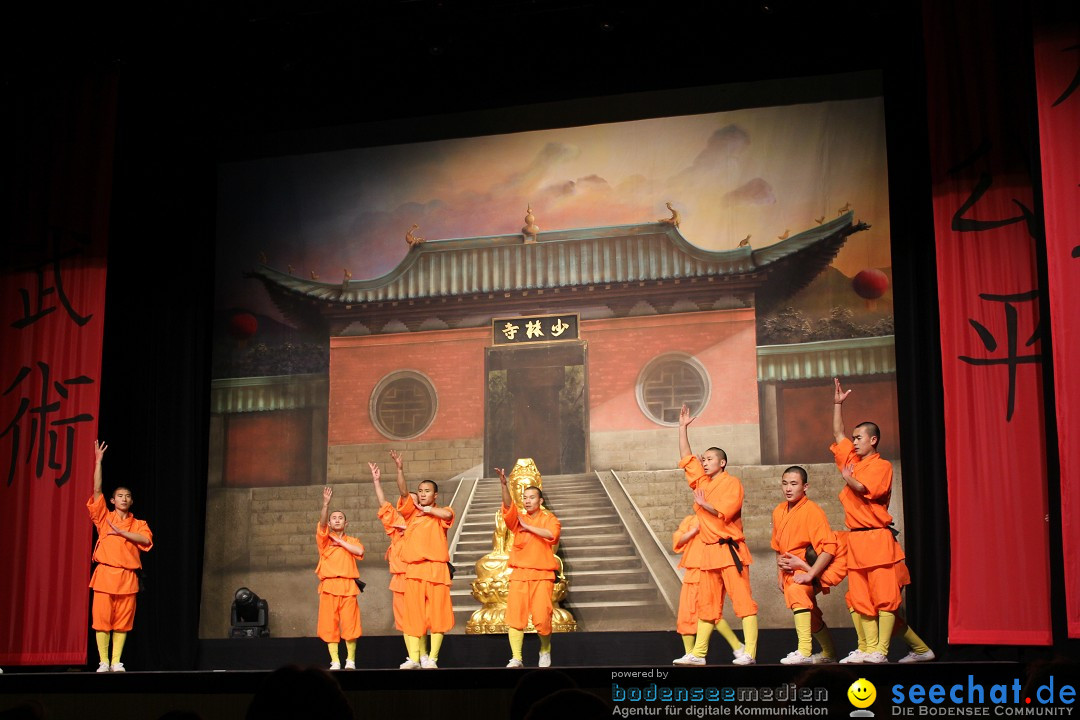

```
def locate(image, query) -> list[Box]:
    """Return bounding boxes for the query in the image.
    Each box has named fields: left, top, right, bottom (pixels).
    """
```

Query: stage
left=2, top=631, right=1074, bottom=720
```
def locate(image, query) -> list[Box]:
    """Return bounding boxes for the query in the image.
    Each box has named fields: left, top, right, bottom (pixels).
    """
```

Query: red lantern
left=852, top=269, right=889, bottom=300
left=228, top=312, right=258, bottom=340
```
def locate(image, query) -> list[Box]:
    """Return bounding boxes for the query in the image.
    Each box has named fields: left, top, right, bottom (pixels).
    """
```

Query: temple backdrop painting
left=201, top=89, right=902, bottom=639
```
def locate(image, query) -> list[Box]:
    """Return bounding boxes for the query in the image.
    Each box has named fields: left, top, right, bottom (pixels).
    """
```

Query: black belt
left=849, top=524, right=900, bottom=540
left=718, top=538, right=744, bottom=573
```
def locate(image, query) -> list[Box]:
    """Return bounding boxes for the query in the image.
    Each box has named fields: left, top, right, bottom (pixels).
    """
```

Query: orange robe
left=377, top=501, right=408, bottom=632
left=831, top=438, right=909, bottom=614
left=315, top=524, right=364, bottom=642
left=503, top=503, right=561, bottom=634
left=87, top=494, right=152, bottom=632
left=680, top=455, right=757, bottom=618
left=398, top=494, right=455, bottom=635
left=770, top=496, right=837, bottom=620
left=672, top=514, right=705, bottom=635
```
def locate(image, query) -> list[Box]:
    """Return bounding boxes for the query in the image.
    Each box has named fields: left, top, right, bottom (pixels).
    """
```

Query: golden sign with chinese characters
left=492, top=314, right=579, bottom=345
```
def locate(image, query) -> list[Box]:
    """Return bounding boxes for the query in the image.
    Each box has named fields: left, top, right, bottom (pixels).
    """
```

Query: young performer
left=830, top=378, right=933, bottom=663
left=369, top=462, right=428, bottom=665
left=770, top=466, right=837, bottom=664
left=393, top=450, right=454, bottom=669
left=672, top=405, right=758, bottom=666
left=496, top=467, right=561, bottom=668
left=672, top=514, right=750, bottom=662
left=315, top=486, right=365, bottom=670
left=88, top=440, right=153, bottom=672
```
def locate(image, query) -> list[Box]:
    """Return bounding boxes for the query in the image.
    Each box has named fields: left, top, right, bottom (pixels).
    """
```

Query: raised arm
left=319, top=486, right=332, bottom=527
left=92, top=440, right=107, bottom=500
left=679, top=404, right=695, bottom=458
left=496, top=467, right=511, bottom=508
left=370, top=462, right=389, bottom=505
left=833, top=377, right=852, bottom=444
left=390, top=449, right=408, bottom=498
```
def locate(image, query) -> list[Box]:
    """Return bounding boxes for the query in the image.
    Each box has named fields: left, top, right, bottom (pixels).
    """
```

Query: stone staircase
left=450, top=473, right=673, bottom=632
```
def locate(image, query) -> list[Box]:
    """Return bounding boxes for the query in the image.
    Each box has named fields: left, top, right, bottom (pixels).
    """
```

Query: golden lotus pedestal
left=465, top=458, right=578, bottom=634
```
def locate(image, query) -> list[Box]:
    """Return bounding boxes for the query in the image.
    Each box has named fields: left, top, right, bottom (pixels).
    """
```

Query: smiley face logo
left=847, top=678, right=877, bottom=709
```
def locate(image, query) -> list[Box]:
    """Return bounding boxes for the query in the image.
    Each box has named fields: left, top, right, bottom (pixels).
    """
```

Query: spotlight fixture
left=229, top=587, right=270, bottom=638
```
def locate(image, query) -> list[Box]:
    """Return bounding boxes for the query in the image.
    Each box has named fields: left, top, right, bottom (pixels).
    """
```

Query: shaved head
left=855, top=422, right=881, bottom=447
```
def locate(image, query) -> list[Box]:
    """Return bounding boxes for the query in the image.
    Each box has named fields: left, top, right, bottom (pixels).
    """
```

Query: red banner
left=1034, top=22, right=1080, bottom=639
left=923, top=1, right=1052, bottom=645
left=0, top=75, right=115, bottom=665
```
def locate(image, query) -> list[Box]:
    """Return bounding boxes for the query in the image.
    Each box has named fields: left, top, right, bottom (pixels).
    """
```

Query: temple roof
left=247, top=212, right=866, bottom=332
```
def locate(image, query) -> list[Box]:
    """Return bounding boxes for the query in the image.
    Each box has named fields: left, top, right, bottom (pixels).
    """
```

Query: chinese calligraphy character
left=525, top=320, right=544, bottom=339
left=550, top=318, right=570, bottom=337
left=948, top=142, right=1041, bottom=242
left=1, top=361, right=94, bottom=487
left=957, top=291, right=1043, bottom=422
left=10, top=227, right=94, bottom=329
left=502, top=322, right=519, bottom=340
left=1051, top=42, right=1080, bottom=107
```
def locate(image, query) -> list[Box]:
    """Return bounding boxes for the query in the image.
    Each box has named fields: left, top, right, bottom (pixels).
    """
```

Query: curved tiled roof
left=248, top=212, right=863, bottom=309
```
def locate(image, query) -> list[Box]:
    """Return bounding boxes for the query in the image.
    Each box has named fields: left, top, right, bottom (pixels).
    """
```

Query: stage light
left=229, top=587, right=270, bottom=638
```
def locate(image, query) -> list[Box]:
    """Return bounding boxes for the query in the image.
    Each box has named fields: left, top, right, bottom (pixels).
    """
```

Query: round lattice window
left=370, top=371, right=438, bottom=440
left=636, top=354, right=710, bottom=425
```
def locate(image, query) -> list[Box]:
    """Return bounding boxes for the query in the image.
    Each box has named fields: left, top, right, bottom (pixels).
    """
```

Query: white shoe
left=420, top=654, right=429, bottom=665
left=732, top=652, right=756, bottom=666
left=344, top=660, right=356, bottom=670
left=862, top=651, right=888, bottom=664
left=96, top=662, right=111, bottom=673
left=672, top=653, right=705, bottom=666
left=506, top=658, right=523, bottom=668
left=399, top=658, right=421, bottom=669
left=733, top=647, right=750, bottom=663
left=420, top=657, right=438, bottom=669
left=538, top=652, right=551, bottom=668
left=810, top=652, right=835, bottom=664
left=780, top=651, right=813, bottom=665
left=839, top=650, right=866, bottom=664
left=898, top=649, right=935, bottom=664
left=110, top=663, right=125, bottom=672
left=329, top=661, right=341, bottom=670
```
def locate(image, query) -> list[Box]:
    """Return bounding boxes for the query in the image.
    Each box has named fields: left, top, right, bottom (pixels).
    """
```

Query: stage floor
left=2, top=631, right=1074, bottom=720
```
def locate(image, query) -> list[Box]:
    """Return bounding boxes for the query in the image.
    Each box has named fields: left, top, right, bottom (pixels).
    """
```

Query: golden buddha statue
left=466, top=458, right=576, bottom=634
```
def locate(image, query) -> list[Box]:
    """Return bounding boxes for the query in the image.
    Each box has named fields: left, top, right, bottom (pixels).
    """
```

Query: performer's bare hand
left=841, top=463, right=856, bottom=483
left=369, top=462, right=381, bottom=483
left=323, top=486, right=333, bottom=505
left=793, top=572, right=814, bottom=585
left=834, top=377, right=852, bottom=405
left=106, top=519, right=122, bottom=536
left=679, top=404, right=695, bottom=428
left=693, top=488, right=707, bottom=507
left=94, top=440, right=108, bottom=463
left=389, top=449, right=404, bottom=470
left=495, top=467, right=507, bottom=486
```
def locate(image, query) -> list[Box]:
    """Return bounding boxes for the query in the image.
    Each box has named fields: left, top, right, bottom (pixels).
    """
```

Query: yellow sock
left=539, top=634, right=551, bottom=654
left=328, top=642, right=340, bottom=664
left=508, top=628, right=525, bottom=660
left=902, top=625, right=931, bottom=655
left=682, top=634, right=695, bottom=654
left=859, top=614, right=879, bottom=652
left=793, top=611, right=812, bottom=657
left=716, top=619, right=742, bottom=652
left=96, top=631, right=110, bottom=664
left=691, top=619, right=715, bottom=658
left=877, top=611, right=896, bottom=655
left=346, top=639, right=356, bottom=662
left=850, top=608, right=867, bottom=652
left=110, top=632, right=127, bottom=666
left=813, top=625, right=836, bottom=659
left=429, top=632, right=444, bottom=662
left=420, top=633, right=429, bottom=658
left=740, top=615, right=759, bottom=659
left=404, top=635, right=421, bottom=662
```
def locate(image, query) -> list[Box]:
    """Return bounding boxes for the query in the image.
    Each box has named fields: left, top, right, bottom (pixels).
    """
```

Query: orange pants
left=676, top=580, right=700, bottom=635
left=392, top=590, right=406, bottom=632
left=403, top=578, right=454, bottom=636
left=317, top=593, right=361, bottom=643
left=92, top=592, right=136, bottom=632
left=506, top=578, right=555, bottom=634
left=699, top=566, right=758, bottom=620
left=780, top=576, right=825, bottom=629
left=846, top=562, right=907, bottom=615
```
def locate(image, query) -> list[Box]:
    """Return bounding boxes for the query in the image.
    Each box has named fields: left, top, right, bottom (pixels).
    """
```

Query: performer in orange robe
left=770, top=466, right=838, bottom=664
left=316, top=485, right=364, bottom=670
left=830, top=377, right=934, bottom=664
left=673, top=405, right=759, bottom=666
left=496, top=467, right=561, bottom=668
left=392, top=450, right=454, bottom=669
left=87, top=440, right=152, bottom=673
